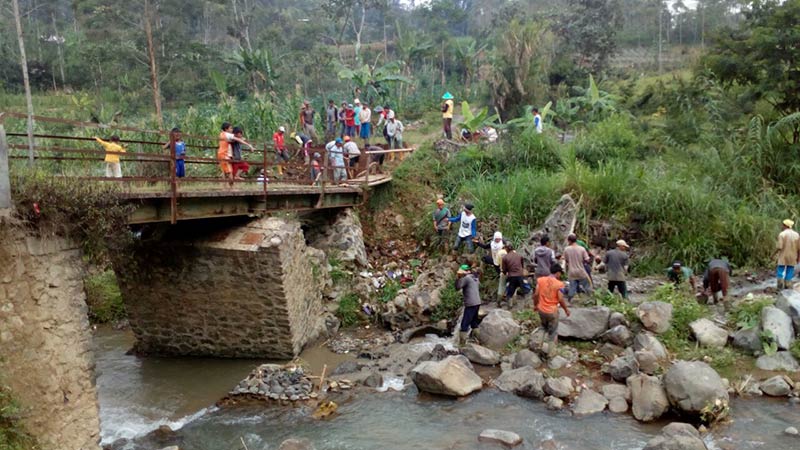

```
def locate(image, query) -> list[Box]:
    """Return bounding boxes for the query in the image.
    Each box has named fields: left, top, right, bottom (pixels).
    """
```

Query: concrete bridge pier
left=116, top=215, right=331, bottom=359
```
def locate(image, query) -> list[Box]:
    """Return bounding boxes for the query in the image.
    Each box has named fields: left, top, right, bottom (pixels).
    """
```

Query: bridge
left=0, top=112, right=413, bottom=223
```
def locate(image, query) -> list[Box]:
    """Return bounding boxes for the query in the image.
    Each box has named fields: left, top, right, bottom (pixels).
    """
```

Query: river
left=94, top=327, right=800, bottom=450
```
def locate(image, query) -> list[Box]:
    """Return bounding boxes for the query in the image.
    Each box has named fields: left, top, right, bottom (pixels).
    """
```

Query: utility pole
left=12, top=0, right=36, bottom=165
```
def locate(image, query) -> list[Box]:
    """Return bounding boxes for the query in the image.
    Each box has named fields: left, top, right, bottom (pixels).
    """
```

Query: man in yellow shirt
left=94, top=135, right=125, bottom=178
left=441, top=92, right=454, bottom=139
left=775, top=219, right=800, bottom=289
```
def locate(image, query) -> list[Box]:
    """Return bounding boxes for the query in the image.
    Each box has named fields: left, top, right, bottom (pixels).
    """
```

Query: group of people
left=439, top=91, right=543, bottom=141
left=311, top=98, right=405, bottom=150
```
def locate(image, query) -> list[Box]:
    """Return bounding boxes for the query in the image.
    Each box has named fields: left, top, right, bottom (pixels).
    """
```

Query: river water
left=94, top=327, right=800, bottom=450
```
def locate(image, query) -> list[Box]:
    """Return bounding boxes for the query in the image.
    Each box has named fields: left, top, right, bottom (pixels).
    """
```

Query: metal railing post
left=262, top=142, right=268, bottom=212
left=169, top=131, right=177, bottom=224
left=0, top=114, right=11, bottom=210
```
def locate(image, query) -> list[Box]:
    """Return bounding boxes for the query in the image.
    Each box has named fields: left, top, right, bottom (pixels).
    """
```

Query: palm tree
left=454, top=39, right=487, bottom=97
left=226, top=48, right=277, bottom=94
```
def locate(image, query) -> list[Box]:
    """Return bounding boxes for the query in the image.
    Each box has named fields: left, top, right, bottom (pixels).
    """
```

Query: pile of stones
left=230, top=364, right=317, bottom=402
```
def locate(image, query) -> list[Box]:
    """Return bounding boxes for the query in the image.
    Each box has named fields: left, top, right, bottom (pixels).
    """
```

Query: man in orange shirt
left=534, top=263, right=570, bottom=355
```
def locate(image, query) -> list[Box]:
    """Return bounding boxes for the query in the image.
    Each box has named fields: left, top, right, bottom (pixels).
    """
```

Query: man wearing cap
left=353, top=99, right=362, bottom=136
left=666, top=261, right=696, bottom=289
left=449, top=203, right=478, bottom=253
left=441, top=92, right=454, bottom=139
left=342, top=135, right=361, bottom=178
left=563, top=233, right=593, bottom=301
left=325, top=137, right=347, bottom=183
left=455, top=265, right=482, bottom=346
left=359, top=101, right=372, bottom=146
left=775, top=219, right=800, bottom=289
left=273, top=126, right=289, bottom=176
left=300, top=100, right=317, bottom=141
left=703, top=258, right=732, bottom=303
left=603, top=240, right=630, bottom=298
left=432, top=198, right=451, bottom=249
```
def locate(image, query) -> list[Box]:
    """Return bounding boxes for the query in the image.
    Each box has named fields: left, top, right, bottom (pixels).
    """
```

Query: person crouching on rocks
left=456, top=264, right=482, bottom=347
left=534, top=264, right=570, bottom=356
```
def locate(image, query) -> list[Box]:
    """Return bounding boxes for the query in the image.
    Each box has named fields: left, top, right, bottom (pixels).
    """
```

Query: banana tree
left=336, top=58, right=412, bottom=103
left=458, top=101, right=500, bottom=140
left=226, top=48, right=277, bottom=94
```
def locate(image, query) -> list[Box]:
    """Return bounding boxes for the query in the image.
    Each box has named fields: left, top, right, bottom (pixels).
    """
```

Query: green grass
left=594, top=289, right=637, bottom=324
left=84, top=270, right=126, bottom=324
left=336, top=293, right=362, bottom=328
left=0, top=382, right=37, bottom=450
left=791, top=340, right=800, bottom=361
left=378, top=279, right=402, bottom=304
left=728, top=296, right=774, bottom=330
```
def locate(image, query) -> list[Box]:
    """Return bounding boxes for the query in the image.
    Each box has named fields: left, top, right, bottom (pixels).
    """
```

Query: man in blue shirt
left=533, top=108, right=543, bottom=134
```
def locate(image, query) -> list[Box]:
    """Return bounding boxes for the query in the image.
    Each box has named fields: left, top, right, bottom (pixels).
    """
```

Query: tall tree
left=562, top=0, right=623, bottom=74
left=12, top=0, right=35, bottom=164
left=144, top=0, right=163, bottom=127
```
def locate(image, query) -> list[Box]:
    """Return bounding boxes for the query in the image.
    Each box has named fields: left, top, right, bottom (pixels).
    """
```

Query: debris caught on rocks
left=311, top=401, right=338, bottom=420
left=228, top=364, right=314, bottom=403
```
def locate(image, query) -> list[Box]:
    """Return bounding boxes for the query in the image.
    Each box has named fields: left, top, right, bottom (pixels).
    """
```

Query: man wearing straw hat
left=603, top=240, right=630, bottom=298
left=775, top=219, right=800, bottom=290
left=441, top=92, right=455, bottom=139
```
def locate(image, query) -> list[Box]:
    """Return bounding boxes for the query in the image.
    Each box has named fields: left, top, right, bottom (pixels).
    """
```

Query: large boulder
left=462, top=343, right=500, bottom=366
left=572, top=389, right=608, bottom=416
left=410, top=356, right=482, bottom=397
left=637, top=302, right=674, bottom=334
left=520, top=194, right=578, bottom=262
left=627, top=374, right=669, bottom=422
left=776, top=290, right=800, bottom=334
left=635, top=350, right=661, bottom=375
left=759, top=375, right=793, bottom=397
left=755, top=351, right=800, bottom=372
left=663, top=361, right=729, bottom=416
left=609, top=354, right=639, bottom=382
left=493, top=366, right=545, bottom=399
left=633, top=332, right=668, bottom=360
left=512, top=349, right=542, bottom=369
left=601, top=384, right=631, bottom=402
left=544, top=376, right=574, bottom=398
left=689, top=318, right=729, bottom=348
left=601, top=325, right=634, bottom=347
left=478, top=429, right=523, bottom=448
left=557, top=307, right=611, bottom=340
left=384, top=262, right=455, bottom=330
left=761, top=306, right=795, bottom=350
left=731, top=327, right=762, bottom=354
left=643, top=423, right=708, bottom=450
left=478, top=310, right=521, bottom=350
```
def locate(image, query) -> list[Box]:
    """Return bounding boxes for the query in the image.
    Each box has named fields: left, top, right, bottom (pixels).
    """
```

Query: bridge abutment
left=117, top=215, right=329, bottom=358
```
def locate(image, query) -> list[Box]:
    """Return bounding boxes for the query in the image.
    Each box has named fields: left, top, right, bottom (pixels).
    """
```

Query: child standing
left=163, top=127, right=186, bottom=178
left=231, top=127, right=254, bottom=180
left=94, top=135, right=126, bottom=178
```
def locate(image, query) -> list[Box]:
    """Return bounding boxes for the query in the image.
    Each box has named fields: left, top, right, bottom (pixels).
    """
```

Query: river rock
left=601, top=384, right=631, bottom=401
left=544, top=376, right=574, bottom=398
left=786, top=427, right=799, bottom=436
left=548, top=355, right=569, bottom=370
left=410, top=356, right=482, bottom=397
left=635, top=350, right=661, bottom=375
left=633, top=332, right=668, bottom=360
left=608, top=397, right=629, bottom=413
left=759, top=375, right=793, bottom=396
left=363, top=372, right=383, bottom=388
left=627, top=374, right=669, bottom=422
left=279, top=438, right=316, bottom=450
left=512, top=349, right=542, bottom=369
left=493, top=367, right=545, bottom=399
left=776, top=290, right=800, bottom=334
left=609, top=311, right=629, bottom=328
left=478, top=429, right=523, bottom=447
left=609, top=354, right=639, bottom=382
left=331, top=361, right=363, bottom=376
left=478, top=310, right=521, bottom=350
left=689, top=318, right=729, bottom=348
left=731, top=327, right=762, bottom=353
left=601, top=325, right=634, bottom=347
left=598, top=343, right=625, bottom=360
left=637, top=302, right=673, bottom=334
left=462, top=343, right=501, bottom=366
left=762, top=306, right=795, bottom=350
left=544, top=395, right=564, bottom=410
left=572, top=389, right=608, bottom=416
left=663, top=361, right=729, bottom=416
left=557, top=307, right=611, bottom=339
left=755, top=351, right=800, bottom=372
left=643, top=423, right=708, bottom=450
left=159, top=447, right=180, bottom=450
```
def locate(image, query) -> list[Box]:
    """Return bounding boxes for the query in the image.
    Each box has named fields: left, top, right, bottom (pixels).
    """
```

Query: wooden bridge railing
left=0, top=112, right=414, bottom=223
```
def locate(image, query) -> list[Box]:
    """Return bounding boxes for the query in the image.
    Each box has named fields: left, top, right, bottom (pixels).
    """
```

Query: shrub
left=728, top=296, right=774, bottom=330
left=791, top=340, right=800, bottom=362
left=504, top=128, right=563, bottom=172
left=84, top=270, right=126, bottom=324
left=336, top=293, right=362, bottom=328
left=379, top=279, right=401, bottom=304
left=594, top=290, right=637, bottom=323
left=573, top=114, right=641, bottom=167
left=431, top=277, right=462, bottom=322
left=649, top=285, right=709, bottom=348
left=0, top=383, right=37, bottom=450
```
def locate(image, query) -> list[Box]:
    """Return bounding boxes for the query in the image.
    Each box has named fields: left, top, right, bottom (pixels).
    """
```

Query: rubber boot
left=457, top=331, right=468, bottom=348
left=508, top=296, right=515, bottom=309
left=778, top=278, right=786, bottom=290
left=470, top=328, right=481, bottom=343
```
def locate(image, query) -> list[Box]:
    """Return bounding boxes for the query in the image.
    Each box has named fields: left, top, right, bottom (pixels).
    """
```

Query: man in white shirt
left=343, top=136, right=361, bottom=178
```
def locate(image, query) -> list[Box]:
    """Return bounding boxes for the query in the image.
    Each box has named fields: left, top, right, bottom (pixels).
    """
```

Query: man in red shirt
left=273, top=126, right=289, bottom=175
left=344, top=104, right=356, bottom=137
left=534, top=263, right=571, bottom=355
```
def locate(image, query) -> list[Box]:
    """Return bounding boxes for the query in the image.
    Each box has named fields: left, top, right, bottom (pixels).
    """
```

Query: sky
left=403, top=1, right=701, bottom=11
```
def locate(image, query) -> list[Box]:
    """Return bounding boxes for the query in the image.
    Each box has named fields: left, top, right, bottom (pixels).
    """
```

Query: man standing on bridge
left=94, top=135, right=126, bottom=178
left=273, top=126, right=289, bottom=176
left=326, top=137, right=347, bottom=183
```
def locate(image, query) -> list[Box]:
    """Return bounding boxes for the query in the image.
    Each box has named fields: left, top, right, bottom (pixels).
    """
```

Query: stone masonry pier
left=116, top=215, right=328, bottom=358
